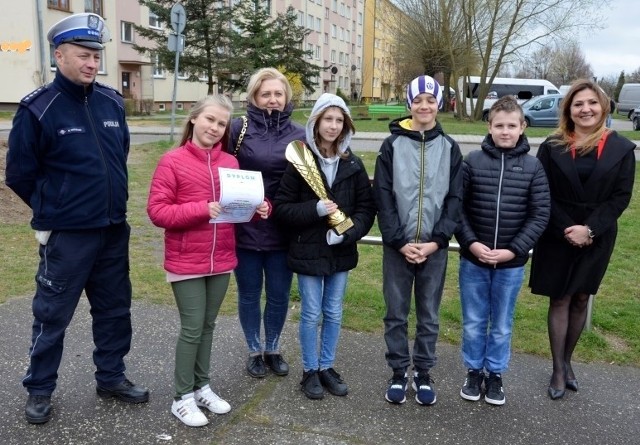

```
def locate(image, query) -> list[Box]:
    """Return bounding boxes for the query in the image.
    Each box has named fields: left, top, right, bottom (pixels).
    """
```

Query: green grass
left=2, top=134, right=639, bottom=368
left=126, top=108, right=640, bottom=141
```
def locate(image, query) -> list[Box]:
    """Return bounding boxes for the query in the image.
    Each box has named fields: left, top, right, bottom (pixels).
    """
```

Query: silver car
left=522, top=94, right=564, bottom=127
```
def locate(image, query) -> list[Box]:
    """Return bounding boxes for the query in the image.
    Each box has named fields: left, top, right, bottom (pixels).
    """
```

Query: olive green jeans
left=171, top=274, right=230, bottom=398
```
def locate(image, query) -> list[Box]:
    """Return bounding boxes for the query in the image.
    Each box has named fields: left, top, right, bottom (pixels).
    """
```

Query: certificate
left=211, top=168, right=264, bottom=223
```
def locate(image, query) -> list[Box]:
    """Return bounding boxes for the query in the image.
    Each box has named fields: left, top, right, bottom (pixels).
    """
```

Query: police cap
left=47, top=13, right=108, bottom=50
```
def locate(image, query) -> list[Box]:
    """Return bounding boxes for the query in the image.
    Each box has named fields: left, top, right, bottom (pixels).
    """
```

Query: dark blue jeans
left=235, top=249, right=293, bottom=354
left=23, top=223, right=132, bottom=395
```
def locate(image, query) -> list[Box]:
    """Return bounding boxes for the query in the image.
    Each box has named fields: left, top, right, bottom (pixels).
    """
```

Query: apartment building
left=0, top=0, right=400, bottom=110
left=361, top=0, right=403, bottom=103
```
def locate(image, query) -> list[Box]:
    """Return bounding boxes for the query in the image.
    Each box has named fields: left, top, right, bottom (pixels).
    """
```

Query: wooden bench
left=367, top=104, right=407, bottom=119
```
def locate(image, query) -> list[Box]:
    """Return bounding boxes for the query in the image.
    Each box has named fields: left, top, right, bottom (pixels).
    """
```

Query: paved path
left=1, top=296, right=639, bottom=445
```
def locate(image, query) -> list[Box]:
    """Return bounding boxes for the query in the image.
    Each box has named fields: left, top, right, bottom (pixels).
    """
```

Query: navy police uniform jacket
left=6, top=70, right=130, bottom=230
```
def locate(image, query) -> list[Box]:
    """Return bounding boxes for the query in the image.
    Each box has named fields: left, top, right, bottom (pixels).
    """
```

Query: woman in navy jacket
left=229, top=68, right=306, bottom=379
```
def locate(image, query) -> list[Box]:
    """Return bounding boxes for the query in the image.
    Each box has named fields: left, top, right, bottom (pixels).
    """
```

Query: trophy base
left=331, top=218, right=354, bottom=235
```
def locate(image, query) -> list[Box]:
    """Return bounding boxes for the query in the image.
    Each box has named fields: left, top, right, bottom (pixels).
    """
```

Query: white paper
left=211, top=168, right=264, bottom=223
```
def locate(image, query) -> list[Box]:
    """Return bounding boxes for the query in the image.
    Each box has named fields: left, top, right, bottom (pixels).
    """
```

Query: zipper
left=493, top=152, right=505, bottom=268
left=85, top=95, right=112, bottom=219
left=207, top=151, right=217, bottom=273
left=415, top=132, right=426, bottom=243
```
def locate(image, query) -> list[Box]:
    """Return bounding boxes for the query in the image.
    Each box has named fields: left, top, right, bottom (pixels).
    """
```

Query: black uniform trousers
left=23, top=222, right=133, bottom=395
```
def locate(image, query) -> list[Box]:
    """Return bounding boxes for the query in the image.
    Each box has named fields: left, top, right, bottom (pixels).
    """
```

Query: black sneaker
left=264, top=353, right=289, bottom=376
left=484, top=372, right=505, bottom=406
left=319, top=368, right=348, bottom=396
left=96, top=378, right=149, bottom=403
left=300, top=370, right=324, bottom=399
left=385, top=370, right=408, bottom=404
left=460, top=369, right=484, bottom=401
left=246, top=354, right=267, bottom=378
left=412, top=370, right=437, bottom=405
left=25, top=394, right=52, bottom=424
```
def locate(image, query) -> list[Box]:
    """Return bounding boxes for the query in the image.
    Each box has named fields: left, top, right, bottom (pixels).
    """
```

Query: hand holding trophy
left=285, top=140, right=354, bottom=235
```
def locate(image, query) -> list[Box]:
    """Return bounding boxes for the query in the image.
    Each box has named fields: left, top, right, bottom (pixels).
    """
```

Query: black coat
left=273, top=150, right=376, bottom=276
left=529, top=131, right=636, bottom=298
left=455, top=135, right=550, bottom=268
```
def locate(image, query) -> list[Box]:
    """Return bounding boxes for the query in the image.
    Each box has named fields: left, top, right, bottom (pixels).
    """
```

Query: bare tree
left=395, top=0, right=604, bottom=120
left=628, top=67, right=640, bottom=83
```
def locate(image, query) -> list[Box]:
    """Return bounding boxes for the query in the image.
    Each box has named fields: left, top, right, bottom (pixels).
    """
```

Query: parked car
left=617, top=83, right=640, bottom=119
left=522, top=94, right=564, bottom=127
left=632, top=107, right=640, bottom=131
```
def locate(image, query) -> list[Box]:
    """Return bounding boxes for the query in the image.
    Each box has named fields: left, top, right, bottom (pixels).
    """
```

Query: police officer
left=6, top=13, right=149, bottom=424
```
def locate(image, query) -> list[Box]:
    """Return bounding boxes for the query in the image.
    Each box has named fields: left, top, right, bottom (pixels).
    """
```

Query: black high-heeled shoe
left=548, top=385, right=565, bottom=400
left=565, top=378, right=579, bottom=392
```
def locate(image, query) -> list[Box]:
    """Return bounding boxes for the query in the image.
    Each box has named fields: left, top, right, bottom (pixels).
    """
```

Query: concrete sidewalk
left=1, top=296, right=638, bottom=445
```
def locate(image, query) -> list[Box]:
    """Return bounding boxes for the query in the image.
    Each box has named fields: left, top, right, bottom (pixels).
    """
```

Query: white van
left=458, top=76, right=560, bottom=120
left=617, top=83, right=640, bottom=118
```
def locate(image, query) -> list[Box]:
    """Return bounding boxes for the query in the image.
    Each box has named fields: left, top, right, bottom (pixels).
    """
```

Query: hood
left=481, top=134, right=530, bottom=158
left=305, top=93, right=353, bottom=164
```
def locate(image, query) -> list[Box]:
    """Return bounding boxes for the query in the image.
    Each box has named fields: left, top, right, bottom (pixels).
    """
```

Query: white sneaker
left=171, top=394, right=209, bottom=427
left=195, top=384, right=231, bottom=414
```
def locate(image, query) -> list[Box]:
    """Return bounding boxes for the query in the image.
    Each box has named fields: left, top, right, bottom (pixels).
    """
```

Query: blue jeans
left=235, top=249, right=293, bottom=354
left=298, top=272, right=349, bottom=371
left=459, top=257, right=524, bottom=374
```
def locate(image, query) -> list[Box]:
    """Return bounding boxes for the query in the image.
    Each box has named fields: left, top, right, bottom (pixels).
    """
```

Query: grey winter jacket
left=373, top=118, right=463, bottom=250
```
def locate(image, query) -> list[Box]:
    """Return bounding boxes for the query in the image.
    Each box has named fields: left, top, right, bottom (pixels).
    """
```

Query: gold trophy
left=285, top=140, right=354, bottom=235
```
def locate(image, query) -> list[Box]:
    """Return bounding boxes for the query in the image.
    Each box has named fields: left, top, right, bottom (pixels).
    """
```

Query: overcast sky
left=580, top=0, right=640, bottom=79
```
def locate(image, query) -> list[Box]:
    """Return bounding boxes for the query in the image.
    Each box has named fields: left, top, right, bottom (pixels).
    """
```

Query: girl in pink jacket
left=147, top=95, right=269, bottom=427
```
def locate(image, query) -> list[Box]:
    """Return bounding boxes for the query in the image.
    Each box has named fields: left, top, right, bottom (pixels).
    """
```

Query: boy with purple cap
left=373, top=75, right=463, bottom=406
left=6, top=12, right=148, bottom=425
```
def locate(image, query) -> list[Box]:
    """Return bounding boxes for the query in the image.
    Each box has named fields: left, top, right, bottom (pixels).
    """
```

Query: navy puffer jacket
left=229, top=102, right=305, bottom=251
left=455, top=135, right=550, bottom=268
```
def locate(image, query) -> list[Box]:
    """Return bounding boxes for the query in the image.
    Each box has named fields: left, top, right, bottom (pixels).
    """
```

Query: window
left=121, top=22, right=134, bottom=43
left=357, top=34, right=362, bottom=47
left=149, top=12, right=162, bottom=29
left=330, top=50, right=336, bottom=63
left=331, top=24, right=336, bottom=38
left=315, top=45, right=321, bottom=60
left=298, top=11, right=304, bottom=26
left=316, top=18, right=321, bottom=32
left=332, top=0, right=337, bottom=12
left=85, top=0, right=102, bottom=16
left=324, top=33, right=329, bottom=45
left=325, top=7, right=329, bottom=19
left=358, top=12, right=363, bottom=25
left=48, top=0, right=70, bottom=11
left=307, top=43, right=313, bottom=59
left=307, top=14, right=314, bottom=30
left=152, top=53, right=165, bottom=77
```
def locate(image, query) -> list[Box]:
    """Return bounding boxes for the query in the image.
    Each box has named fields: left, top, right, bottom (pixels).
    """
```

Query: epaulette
left=20, top=85, right=51, bottom=105
left=95, top=81, right=124, bottom=98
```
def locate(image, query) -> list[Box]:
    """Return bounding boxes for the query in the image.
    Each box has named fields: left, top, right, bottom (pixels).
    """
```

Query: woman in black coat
left=529, top=79, right=636, bottom=400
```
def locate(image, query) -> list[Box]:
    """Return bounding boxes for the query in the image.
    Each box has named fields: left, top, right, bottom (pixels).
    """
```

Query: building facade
left=0, top=0, right=401, bottom=110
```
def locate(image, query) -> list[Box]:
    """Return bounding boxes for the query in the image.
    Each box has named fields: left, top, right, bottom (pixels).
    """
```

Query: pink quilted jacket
left=147, top=140, right=238, bottom=275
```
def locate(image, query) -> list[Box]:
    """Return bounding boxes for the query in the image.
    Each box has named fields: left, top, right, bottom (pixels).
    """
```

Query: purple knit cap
left=406, top=75, right=442, bottom=109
